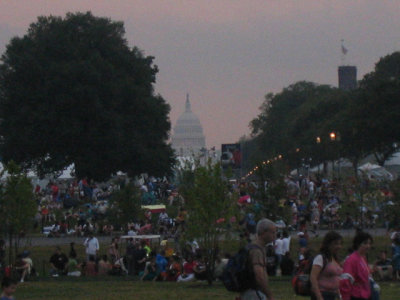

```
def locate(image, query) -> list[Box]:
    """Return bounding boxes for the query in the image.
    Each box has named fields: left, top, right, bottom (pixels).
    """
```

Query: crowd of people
left=42, top=235, right=230, bottom=284
left=1, top=171, right=400, bottom=300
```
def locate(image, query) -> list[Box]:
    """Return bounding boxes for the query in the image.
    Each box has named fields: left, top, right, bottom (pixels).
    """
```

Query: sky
left=1, top=1, right=400, bottom=148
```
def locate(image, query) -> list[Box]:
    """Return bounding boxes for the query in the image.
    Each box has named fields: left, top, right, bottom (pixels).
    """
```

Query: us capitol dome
left=171, top=94, right=206, bottom=157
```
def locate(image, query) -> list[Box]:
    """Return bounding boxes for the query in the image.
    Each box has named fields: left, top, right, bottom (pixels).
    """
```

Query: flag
left=341, top=44, right=348, bottom=55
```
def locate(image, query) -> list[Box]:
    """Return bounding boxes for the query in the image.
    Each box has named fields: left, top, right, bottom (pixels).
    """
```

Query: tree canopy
left=0, top=12, right=174, bottom=180
left=246, top=51, right=400, bottom=175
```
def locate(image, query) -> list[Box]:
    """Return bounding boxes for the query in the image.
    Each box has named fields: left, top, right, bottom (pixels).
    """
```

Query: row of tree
left=247, top=51, right=400, bottom=175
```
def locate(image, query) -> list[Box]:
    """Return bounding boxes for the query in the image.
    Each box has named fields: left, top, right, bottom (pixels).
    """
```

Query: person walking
left=340, top=231, right=374, bottom=300
left=240, top=218, right=276, bottom=300
left=310, top=231, right=343, bottom=300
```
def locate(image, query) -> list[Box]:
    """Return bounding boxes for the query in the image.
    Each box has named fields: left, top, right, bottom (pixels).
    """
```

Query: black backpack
left=222, top=244, right=263, bottom=292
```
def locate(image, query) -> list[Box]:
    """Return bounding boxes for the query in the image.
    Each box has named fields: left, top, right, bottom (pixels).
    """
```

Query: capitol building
left=171, top=94, right=206, bottom=157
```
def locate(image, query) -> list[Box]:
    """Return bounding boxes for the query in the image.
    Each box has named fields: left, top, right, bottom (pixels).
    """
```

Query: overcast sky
left=1, top=1, right=399, bottom=148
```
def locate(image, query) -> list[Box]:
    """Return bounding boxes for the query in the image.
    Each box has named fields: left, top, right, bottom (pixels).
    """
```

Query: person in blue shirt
left=298, top=232, right=308, bottom=248
left=156, top=251, right=168, bottom=280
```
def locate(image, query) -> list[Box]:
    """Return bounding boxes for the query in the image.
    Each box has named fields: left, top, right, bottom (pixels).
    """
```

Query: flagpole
left=341, top=39, right=347, bottom=65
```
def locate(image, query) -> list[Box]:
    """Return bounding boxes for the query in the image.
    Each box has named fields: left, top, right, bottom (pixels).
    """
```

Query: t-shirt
left=50, top=253, right=68, bottom=270
left=84, top=237, right=99, bottom=255
left=275, top=239, right=284, bottom=255
left=312, top=254, right=325, bottom=267
left=282, top=237, right=291, bottom=254
left=299, top=237, right=308, bottom=248
left=156, top=254, right=168, bottom=272
left=248, top=244, right=266, bottom=290
left=183, top=261, right=195, bottom=274
left=67, top=258, right=79, bottom=272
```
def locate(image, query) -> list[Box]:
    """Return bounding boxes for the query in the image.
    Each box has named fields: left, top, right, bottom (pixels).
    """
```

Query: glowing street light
left=330, top=132, right=336, bottom=141
left=316, top=136, right=321, bottom=144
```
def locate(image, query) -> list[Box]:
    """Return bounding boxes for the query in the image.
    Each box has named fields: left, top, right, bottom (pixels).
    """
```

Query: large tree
left=0, top=12, right=174, bottom=180
left=250, top=81, right=338, bottom=170
left=357, top=52, right=400, bottom=166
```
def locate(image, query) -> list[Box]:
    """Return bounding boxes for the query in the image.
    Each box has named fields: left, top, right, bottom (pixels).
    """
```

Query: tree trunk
left=8, top=230, right=13, bottom=266
left=323, top=161, right=328, bottom=176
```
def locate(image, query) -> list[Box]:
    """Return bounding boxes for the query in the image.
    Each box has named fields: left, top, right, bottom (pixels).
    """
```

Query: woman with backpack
left=310, top=231, right=343, bottom=300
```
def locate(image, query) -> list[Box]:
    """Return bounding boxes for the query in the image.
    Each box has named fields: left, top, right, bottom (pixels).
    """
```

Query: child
left=1, top=277, right=17, bottom=300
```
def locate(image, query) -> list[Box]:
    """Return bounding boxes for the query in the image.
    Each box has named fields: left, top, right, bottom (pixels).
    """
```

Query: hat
left=297, top=232, right=304, bottom=236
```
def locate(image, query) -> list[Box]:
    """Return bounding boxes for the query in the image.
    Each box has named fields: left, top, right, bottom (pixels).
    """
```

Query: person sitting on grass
left=177, top=256, right=196, bottom=282
left=14, top=254, right=29, bottom=283
left=193, top=255, right=207, bottom=281
left=111, top=256, right=128, bottom=275
left=83, top=255, right=97, bottom=276
left=49, top=246, right=68, bottom=277
left=0, top=277, right=17, bottom=300
left=66, top=252, right=81, bottom=277
left=139, top=253, right=158, bottom=281
left=214, top=254, right=229, bottom=280
left=108, top=237, right=120, bottom=264
left=166, top=255, right=182, bottom=281
left=98, top=255, right=112, bottom=276
left=373, top=250, right=393, bottom=281
left=155, top=251, right=168, bottom=281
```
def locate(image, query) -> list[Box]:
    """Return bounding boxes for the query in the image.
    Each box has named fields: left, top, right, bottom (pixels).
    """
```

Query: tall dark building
left=338, top=66, right=357, bottom=90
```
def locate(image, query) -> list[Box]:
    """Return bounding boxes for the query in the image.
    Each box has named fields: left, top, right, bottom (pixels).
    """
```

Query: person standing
left=340, top=231, right=374, bottom=300
left=84, top=234, right=99, bottom=261
left=108, top=237, right=120, bottom=264
left=310, top=231, right=343, bottom=300
left=282, top=231, right=291, bottom=255
left=274, top=233, right=284, bottom=267
left=240, top=218, right=276, bottom=300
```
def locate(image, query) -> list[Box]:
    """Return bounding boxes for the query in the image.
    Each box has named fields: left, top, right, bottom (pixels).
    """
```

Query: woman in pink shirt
left=310, top=231, right=343, bottom=300
left=340, top=231, right=373, bottom=300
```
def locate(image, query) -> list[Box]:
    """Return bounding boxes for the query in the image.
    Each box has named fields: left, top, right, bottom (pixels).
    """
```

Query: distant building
left=338, top=66, right=357, bottom=90
left=171, top=94, right=206, bottom=157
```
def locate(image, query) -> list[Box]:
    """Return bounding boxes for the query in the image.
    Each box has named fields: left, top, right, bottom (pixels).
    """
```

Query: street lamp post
left=329, top=131, right=341, bottom=180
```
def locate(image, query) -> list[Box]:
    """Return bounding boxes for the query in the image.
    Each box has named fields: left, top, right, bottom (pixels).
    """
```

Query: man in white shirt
left=275, top=233, right=284, bottom=265
left=84, top=234, right=99, bottom=261
left=282, top=231, right=291, bottom=255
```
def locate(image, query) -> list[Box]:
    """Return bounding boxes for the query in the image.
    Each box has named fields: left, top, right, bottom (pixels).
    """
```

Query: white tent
left=358, top=163, right=394, bottom=181
left=384, top=152, right=400, bottom=166
left=358, top=162, right=381, bottom=171
left=57, top=164, right=75, bottom=179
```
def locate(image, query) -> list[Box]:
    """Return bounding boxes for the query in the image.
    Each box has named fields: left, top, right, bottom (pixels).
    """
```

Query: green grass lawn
left=15, top=277, right=400, bottom=300
left=11, top=233, right=399, bottom=299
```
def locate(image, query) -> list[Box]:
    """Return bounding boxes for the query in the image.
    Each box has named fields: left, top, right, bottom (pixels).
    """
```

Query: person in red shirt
left=177, top=256, right=196, bottom=282
left=340, top=232, right=374, bottom=300
left=51, top=183, right=59, bottom=202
